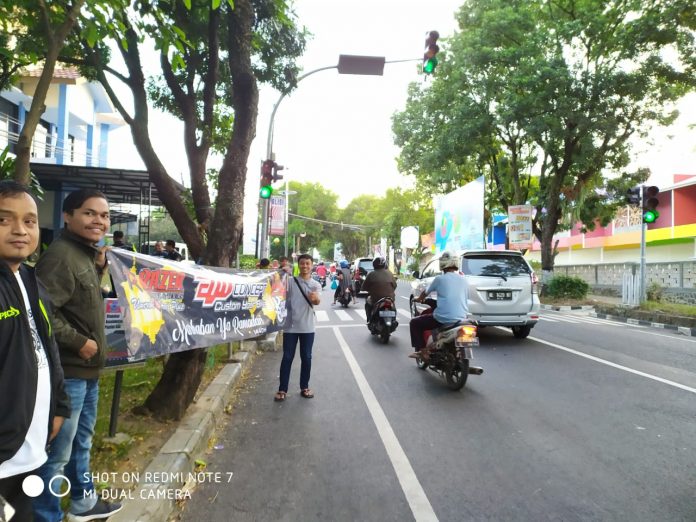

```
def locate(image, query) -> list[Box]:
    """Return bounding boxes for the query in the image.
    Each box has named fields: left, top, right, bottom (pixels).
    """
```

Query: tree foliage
left=393, top=0, right=695, bottom=271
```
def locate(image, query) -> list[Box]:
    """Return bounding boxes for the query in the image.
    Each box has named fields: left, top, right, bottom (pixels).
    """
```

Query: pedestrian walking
left=0, top=181, right=70, bottom=522
left=275, top=253, right=321, bottom=401
left=33, top=189, right=122, bottom=522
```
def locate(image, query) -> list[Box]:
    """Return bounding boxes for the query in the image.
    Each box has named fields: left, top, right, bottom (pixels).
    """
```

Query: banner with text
left=507, top=205, right=534, bottom=250
left=269, top=196, right=285, bottom=236
left=106, top=250, right=288, bottom=363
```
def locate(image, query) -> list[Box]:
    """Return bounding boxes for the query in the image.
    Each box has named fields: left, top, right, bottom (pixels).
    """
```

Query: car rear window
left=461, top=255, right=531, bottom=277
left=358, top=260, right=373, bottom=271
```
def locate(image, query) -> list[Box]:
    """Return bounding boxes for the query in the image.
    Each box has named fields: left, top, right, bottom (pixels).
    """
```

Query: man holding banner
left=275, top=254, right=321, bottom=402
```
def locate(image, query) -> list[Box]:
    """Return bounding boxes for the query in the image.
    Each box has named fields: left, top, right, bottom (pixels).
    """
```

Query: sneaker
left=69, top=499, right=123, bottom=521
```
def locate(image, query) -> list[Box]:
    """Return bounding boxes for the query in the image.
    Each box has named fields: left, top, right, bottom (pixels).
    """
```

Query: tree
left=61, top=0, right=306, bottom=420
left=394, top=0, right=695, bottom=273
left=376, top=188, right=433, bottom=249
left=285, top=180, right=340, bottom=256
left=0, top=0, right=122, bottom=184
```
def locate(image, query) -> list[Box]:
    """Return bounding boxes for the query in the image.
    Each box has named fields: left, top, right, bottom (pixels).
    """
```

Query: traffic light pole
left=639, top=184, right=647, bottom=302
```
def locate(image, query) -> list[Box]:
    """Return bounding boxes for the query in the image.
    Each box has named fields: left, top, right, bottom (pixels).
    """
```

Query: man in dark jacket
left=361, top=257, right=397, bottom=321
left=33, top=189, right=121, bottom=521
left=0, top=181, right=70, bottom=521
left=111, top=230, right=132, bottom=251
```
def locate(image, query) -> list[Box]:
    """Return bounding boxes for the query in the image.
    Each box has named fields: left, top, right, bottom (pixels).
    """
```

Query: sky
left=106, top=0, right=696, bottom=251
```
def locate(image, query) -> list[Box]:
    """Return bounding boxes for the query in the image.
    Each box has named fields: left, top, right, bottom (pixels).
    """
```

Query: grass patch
left=639, top=300, right=696, bottom=318
left=91, top=343, right=238, bottom=483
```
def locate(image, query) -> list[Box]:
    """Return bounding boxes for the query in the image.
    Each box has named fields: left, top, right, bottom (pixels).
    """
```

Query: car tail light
left=531, top=272, right=539, bottom=294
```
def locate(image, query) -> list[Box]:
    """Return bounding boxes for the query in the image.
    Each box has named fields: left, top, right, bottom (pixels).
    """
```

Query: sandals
left=300, top=388, right=315, bottom=399
left=274, top=391, right=287, bottom=402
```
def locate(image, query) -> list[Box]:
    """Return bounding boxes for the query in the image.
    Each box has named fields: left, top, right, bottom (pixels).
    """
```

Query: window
left=461, top=254, right=531, bottom=277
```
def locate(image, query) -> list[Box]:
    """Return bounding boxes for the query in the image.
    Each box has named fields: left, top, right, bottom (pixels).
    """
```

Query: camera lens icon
left=48, top=475, right=71, bottom=497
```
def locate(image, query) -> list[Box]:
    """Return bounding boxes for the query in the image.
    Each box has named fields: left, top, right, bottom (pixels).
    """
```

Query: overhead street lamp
left=257, top=54, right=420, bottom=259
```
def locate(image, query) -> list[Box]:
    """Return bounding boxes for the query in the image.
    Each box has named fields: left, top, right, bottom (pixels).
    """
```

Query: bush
left=545, top=275, right=589, bottom=299
left=646, top=282, right=663, bottom=302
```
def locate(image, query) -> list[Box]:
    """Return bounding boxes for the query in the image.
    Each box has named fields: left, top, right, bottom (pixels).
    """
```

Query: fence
left=554, top=261, right=696, bottom=306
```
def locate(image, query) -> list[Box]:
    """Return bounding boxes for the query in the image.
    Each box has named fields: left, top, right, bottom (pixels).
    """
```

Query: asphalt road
left=180, top=281, right=696, bottom=522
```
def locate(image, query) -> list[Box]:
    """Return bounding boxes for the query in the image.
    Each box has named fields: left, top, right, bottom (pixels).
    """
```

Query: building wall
left=674, top=185, right=696, bottom=226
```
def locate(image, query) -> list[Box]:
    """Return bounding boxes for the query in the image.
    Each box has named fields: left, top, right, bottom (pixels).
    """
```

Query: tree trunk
left=141, top=349, right=208, bottom=420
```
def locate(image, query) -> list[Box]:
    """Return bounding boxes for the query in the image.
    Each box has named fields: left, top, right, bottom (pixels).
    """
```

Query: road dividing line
left=526, top=333, right=696, bottom=395
left=334, top=310, right=353, bottom=322
left=354, top=309, right=367, bottom=320
left=397, top=308, right=411, bottom=319
left=315, top=310, right=329, bottom=322
left=333, top=328, right=438, bottom=522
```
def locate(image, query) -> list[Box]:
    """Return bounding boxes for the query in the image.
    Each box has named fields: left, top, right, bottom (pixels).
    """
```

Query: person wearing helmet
left=408, top=252, right=469, bottom=359
left=361, top=257, right=397, bottom=322
left=333, top=260, right=354, bottom=305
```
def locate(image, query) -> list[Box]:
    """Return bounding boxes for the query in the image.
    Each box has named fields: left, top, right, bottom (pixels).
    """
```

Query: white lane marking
left=543, top=315, right=583, bottom=324
left=400, top=296, right=410, bottom=301
left=316, top=324, right=364, bottom=329
left=397, top=309, right=411, bottom=319
left=354, top=309, right=367, bottom=320
left=524, top=332, right=696, bottom=396
left=333, top=328, right=438, bottom=521
left=335, top=310, right=353, bottom=322
left=315, top=310, right=329, bottom=322
left=539, top=316, right=560, bottom=323
left=553, top=313, right=645, bottom=329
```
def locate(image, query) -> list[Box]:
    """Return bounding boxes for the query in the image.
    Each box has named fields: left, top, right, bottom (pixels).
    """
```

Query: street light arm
left=266, top=64, right=339, bottom=158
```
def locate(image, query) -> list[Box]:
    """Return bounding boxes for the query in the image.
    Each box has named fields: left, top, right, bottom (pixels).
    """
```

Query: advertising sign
left=400, top=226, right=419, bottom=249
left=269, top=196, right=285, bottom=236
left=434, top=176, right=485, bottom=254
left=107, top=250, right=288, bottom=363
left=508, top=205, right=534, bottom=250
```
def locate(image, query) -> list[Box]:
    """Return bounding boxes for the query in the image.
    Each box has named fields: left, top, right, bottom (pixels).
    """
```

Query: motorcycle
left=367, top=297, right=399, bottom=343
left=415, top=309, right=483, bottom=390
left=312, top=273, right=327, bottom=289
left=337, top=286, right=353, bottom=308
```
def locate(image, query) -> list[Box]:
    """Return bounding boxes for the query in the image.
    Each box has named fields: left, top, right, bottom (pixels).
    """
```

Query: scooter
left=337, top=287, right=354, bottom=308
left=414, top=309, right=483, bottom=390
left=367, top=297, right=399, bottom=344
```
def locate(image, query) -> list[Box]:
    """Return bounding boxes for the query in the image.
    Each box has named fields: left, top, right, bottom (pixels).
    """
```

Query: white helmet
left=439, top=251, right=459, bottom=271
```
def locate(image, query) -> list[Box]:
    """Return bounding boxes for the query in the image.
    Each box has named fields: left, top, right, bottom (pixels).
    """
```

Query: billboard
left=434, top=176, right=485, bottom=254
left=269, top=196, right=285, bottom=236
left=508, top=205, right=534, bottom=250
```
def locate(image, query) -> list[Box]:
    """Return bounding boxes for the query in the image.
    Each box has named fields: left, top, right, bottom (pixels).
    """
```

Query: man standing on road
left=361, top=257, right=397, bottom=322
left=408, top=252, right=468, bottom=359
left=0, top=181, right=70, bottom=521
left=275, top=253, right=321, bottom=402
left=33, top=189, right=122, bottom=522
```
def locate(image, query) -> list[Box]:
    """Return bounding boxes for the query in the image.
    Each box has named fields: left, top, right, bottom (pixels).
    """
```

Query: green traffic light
left=423, top=57, right=438, bottom=74
left=643, top=209, right=659, bottom=223
left=260, top=185, right=272, bottom=199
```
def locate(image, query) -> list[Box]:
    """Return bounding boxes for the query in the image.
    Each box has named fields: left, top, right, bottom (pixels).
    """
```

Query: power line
left=287, top=212, right=377, bottom=231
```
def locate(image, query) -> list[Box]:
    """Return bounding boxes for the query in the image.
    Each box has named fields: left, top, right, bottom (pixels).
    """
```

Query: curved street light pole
left=258, top=55, right=417, bottom=258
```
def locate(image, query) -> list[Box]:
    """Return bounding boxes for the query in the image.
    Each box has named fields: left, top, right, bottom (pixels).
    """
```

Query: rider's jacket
left=362, top=268, right=397, bottom=302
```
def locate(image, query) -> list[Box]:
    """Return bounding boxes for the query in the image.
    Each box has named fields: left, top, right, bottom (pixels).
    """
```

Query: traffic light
left=626, top=186, right=641, bottom=206
left=272, top=162, right=284, bottom=182
left=643, top=185, right=660, bottom=224
left=423, top=30, right=440, bottom=74
left=260, top=159, right=274, bottom=199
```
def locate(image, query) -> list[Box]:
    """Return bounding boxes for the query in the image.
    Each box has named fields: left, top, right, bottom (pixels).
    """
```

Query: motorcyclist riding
left=361, top=257, right=397, bottom=323
left=408, top=251, right=469, bottom=359
left=333, top=260, right=355, bottom=305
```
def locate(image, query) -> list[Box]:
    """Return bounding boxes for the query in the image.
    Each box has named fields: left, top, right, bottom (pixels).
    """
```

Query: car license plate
left=379, top=310, right=397, bottom=317
left=487, top=291, right=512, bottom=301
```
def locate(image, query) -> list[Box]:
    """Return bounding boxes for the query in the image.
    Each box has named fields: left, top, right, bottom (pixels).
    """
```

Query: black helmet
left=373, top=257, right=386, bottom=270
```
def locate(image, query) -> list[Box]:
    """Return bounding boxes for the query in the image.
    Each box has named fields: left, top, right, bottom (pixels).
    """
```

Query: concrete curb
left=589, top=312, right=696, bottom=337
left=110, top=334, right=281, bottom=522
left=540, top=304, right=594, bottom=312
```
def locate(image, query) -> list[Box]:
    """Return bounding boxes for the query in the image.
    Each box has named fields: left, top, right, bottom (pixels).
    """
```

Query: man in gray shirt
left=275, top=254, right=321, bottom=401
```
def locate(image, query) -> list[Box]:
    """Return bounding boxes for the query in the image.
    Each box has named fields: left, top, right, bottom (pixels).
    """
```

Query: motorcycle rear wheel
left=416, top=355, right=428, bottom=370
left=380, top=330, right=390, bottom=344
left=445, top=359, right=469, bottom=390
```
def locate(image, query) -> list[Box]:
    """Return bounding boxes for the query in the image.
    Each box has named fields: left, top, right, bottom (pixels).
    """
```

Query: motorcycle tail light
left=455, top=325, right=478, bottom=347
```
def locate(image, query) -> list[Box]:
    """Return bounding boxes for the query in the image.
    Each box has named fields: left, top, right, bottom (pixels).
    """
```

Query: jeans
left=279, top=333, right=315, bottom=392
left=33, top=378, right=99, bottom=522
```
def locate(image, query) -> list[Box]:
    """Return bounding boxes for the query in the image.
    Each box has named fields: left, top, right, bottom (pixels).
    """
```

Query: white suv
left=410, top=250, right=540, bottom=338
